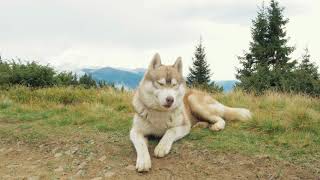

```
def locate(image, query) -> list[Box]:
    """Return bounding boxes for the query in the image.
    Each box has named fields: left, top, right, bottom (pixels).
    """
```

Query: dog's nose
left=166, top=96, right=174, bottom=106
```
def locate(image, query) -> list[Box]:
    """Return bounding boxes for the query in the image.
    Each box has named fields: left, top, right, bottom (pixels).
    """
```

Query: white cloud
left=0, top=0, right=319, bottom=80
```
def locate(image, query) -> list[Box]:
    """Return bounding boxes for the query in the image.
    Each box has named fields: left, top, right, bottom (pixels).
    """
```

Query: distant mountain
left=81, top=67, right=237, bottom=92
left=216, top=80, right=238, bottom=92
left=81, top=67, right=146, bottom=89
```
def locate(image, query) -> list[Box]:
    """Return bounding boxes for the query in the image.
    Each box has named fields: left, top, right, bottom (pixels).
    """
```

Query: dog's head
left=139, top=53, right=186, bottom=111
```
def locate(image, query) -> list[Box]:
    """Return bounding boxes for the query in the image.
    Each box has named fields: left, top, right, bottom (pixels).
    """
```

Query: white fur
left=139, top=80, right=185, bottom=111
left=130, top=54, right=251, bottom=172
left=154, top=125, right=190, bottom=157
left=209, top=118, right=225, bottom=131
left=156, top=88, right=177, bottom=108
left=236, top=108, right=252, bottom=121
left=209, top=102, right=226, bottom=116
left=131, top=78, right=190, bottom=172
left=158, top=78, right=166, bottom=85
left=171, top=78, right=177, bottom=85
left=130, top=102, right=191, bottom=171
left=130, top=121, right=151, bottom=172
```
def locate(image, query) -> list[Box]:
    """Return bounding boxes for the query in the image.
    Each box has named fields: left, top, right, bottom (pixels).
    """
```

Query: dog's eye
left=172, top=83, right=179, bottom=89
left=153, top=82, right=163, bottom=89
left=157, top=81, right=165, bottom=86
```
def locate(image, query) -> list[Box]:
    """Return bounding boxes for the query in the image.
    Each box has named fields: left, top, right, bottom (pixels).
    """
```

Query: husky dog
left=130, top=53, right=251, bottom=172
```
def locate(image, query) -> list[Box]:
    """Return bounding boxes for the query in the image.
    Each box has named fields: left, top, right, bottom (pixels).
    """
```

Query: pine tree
left=187, top=38, right=211, bottom=86
left=250, top=3, right=269, bottom=65
left=98, top=80, right=108, bottom=88
left=71, top=73, right=79, bottom=86
left=187, top=38, right=222, bottom=92
left=266, top=0, right=295, bottom=68
left=236, top=0, right=296, bottom=93
left=298, top=48, right=319, bottom=80
left=79, top=73, right=96, bottom=88
left=288, top=48, right=320, bottom=96
left=236, top=3, right=269, bottom=91
left=266, top=0, right=296, bottom=91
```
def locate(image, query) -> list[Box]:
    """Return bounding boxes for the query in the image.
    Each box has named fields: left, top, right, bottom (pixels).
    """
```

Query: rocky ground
left=0, top=135, right=317, bottom=180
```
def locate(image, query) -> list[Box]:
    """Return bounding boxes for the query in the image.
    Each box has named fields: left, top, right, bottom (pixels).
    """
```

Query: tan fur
left=130, top=53, right=252, bottom=172
left=186, top=89, right=251, bottom=123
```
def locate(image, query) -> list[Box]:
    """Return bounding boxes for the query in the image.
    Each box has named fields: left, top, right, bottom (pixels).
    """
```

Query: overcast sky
left=0, top=0, right=319, bottom=80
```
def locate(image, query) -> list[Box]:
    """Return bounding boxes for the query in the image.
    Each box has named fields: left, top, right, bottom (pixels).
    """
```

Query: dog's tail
left=185, top=90, right=251, bottom=124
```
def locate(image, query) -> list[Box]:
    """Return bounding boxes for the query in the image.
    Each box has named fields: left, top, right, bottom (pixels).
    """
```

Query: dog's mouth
left=163, top=104, right=172, bottom=109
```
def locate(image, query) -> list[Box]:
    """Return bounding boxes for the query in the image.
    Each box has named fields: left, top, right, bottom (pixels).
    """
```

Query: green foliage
left=282, top=48, right=320, bottom=96
left=187, top=38, right=223, bottom=92
left=0, top=59, right=56, bottom=87
left=13, top=61, right=56, bottom=87
left=0, top=58, right=11, bottom=86
left=79, top=73, right=97, bottom=88
left=97, top=80, right=108, bottom=88
left=55, top=71, right=78, bottom=86
left=187, top=38, right=211, bottom=86
left=298, top=48, right=319, bottom=80
left=236, top=3, right=269, bottom=86
left=266, top=0, right=295, bottom=67
left=236, top=0, right=319, bottom=96
left=0, top=58, right=112, bottom=88
left=192, top=82, right=224, bottom=93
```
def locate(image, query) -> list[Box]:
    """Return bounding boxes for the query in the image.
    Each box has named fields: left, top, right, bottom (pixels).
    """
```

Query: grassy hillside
left=0, top=87, right=319, bottom=178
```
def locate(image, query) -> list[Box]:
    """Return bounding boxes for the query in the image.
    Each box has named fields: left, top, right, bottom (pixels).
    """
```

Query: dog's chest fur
left=143, top=107, right=185, bottom=136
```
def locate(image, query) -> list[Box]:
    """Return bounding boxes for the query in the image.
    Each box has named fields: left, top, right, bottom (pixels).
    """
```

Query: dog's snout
left=166, top=96, right=174, bottom=106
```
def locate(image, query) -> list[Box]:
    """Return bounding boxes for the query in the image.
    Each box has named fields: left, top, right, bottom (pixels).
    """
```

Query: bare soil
left=0, top=134, right=317, bottom=180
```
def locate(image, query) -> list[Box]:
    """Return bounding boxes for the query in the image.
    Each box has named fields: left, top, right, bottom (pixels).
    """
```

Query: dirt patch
left=0, top=137, right=317, bottom=180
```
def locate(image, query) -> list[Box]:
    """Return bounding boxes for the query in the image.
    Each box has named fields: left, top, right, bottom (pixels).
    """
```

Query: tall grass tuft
left=0, top=97, right=13, bottom=109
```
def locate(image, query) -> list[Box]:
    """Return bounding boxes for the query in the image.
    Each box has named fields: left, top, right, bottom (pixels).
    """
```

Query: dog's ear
left=149, top=53, right=161, bottom=70
left=173, top=57, right=183, bottom=74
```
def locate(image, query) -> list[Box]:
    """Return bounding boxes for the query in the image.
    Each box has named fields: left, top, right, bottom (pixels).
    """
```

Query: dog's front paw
left=154, top=142, right=171, bottom=158
left=136, top=153, right=151, bottom=172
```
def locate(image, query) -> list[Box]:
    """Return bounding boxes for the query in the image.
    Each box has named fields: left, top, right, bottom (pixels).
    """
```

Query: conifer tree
left=266, top=0, right=295, bottom=68
left=187, top=38, right=211, bottom=86
left=79, top=73, right=96, bottom=88
left=236, top=3, right=269, bottom=90
left=187, top=38, right=222, bottom=92
left=236, top=0, right=296, bottom=92
left=298, top=48, right=319, bottom=80
left=286, top=48, right=320, bottom=96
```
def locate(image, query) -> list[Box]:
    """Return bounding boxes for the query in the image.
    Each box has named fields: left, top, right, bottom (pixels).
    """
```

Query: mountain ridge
left=81, top=67, right=236, bottom=92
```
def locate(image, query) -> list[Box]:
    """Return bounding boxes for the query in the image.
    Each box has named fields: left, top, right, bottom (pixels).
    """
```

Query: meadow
left=0, top=86, right=319, bottom=179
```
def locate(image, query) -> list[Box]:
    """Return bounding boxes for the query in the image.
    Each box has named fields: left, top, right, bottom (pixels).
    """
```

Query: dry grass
left=0, top=86, right=319, bottom=173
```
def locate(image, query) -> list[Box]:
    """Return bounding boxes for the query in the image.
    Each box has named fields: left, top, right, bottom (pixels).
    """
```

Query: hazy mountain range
left=81, top=67, right=237, bottom=92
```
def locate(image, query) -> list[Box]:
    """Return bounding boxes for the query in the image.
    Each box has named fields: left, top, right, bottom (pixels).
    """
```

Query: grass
left=0, top=86, right=319, bottom=170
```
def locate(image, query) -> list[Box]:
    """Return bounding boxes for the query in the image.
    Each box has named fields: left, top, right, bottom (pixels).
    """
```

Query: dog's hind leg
left=187, top=91, right=251, bottom=131
left=187, top=93, right=226, bottom=131
left=192, top=106, right=226, bottom=131
left=207, top=115, right=226, bottom=131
